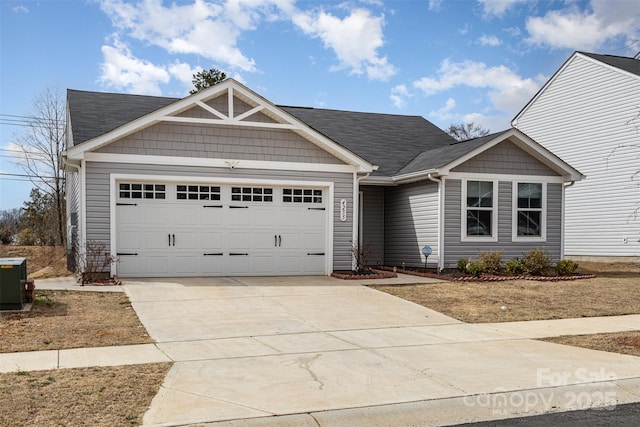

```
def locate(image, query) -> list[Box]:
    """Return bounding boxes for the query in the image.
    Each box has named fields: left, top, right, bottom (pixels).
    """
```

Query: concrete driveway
left=123, top=276, right=640, bottom=427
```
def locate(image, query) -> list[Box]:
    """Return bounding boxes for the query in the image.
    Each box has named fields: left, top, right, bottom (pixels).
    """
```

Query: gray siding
left=178, top=95, right=277, bottom=124
left=84, top=162, right=354, bottom=271
left=384, top=181, right=440, bottom=268
left=97, top=122, right=344, bottom=165
left=443, top=179, right=562, bottom=267
left=452, top=140, right=558, bottom=176
left=360, top=186, right=384, bottom=265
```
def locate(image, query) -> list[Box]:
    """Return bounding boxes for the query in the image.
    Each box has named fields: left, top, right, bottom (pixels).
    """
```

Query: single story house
left=513, top=51, right=640, bottom=261
left=63, top=79, right=583, bottom=277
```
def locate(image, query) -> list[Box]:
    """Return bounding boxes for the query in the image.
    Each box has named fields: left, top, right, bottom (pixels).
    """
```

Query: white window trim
left=512, top=181, right=547, bottom=242
left=461, top=179, right=499, bottom=243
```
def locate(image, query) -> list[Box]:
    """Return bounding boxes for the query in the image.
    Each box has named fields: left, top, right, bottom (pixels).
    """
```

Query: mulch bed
left=378, top=266, right=596, bottom=282
left=331, top=269, right=397, bottom=280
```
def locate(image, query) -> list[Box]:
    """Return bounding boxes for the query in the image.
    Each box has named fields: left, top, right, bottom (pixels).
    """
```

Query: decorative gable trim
left=66, top=79, right=374, bottom=172
left=438, top=129, right=583, bottom=181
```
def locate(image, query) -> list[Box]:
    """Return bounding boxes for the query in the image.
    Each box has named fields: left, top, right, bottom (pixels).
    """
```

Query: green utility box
left=0, top=257, right=27, bottom=310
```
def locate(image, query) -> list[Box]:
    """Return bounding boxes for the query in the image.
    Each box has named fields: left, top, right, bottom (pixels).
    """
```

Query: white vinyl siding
left=514, top=54, right=640, bottom=257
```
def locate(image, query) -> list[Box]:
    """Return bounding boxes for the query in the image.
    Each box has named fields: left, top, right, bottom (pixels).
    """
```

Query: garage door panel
left=229, top=231, right=251, bottom=250
left=202, top=255, right=226, bottom=274
left=200, top=232, right=225, bottom=252
left=117, top=206, right=142, bottom=224
left=145, top=231, right=172, bottom=250
left=174, top=254, right=200, bottom=274
left=117, top=230, right=142, bottom=251
left=145, top=256, right=170, bottom=275
left=116, top=182, right=328, bottom=277
left=253, top=255, right=277, bottom=274
left=174, top=232, right=198, bottom=250
left=228, top=255, right=251, bottom=274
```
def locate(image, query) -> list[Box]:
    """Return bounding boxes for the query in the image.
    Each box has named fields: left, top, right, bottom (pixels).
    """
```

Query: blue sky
left=1, top=0, right=639, bottom=210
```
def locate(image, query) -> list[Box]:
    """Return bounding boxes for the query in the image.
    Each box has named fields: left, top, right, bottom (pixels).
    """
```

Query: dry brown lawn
left=372, top=261, right=640, bottom=356
left=0, top=285, right=168, bottom=425
left=371, top=263, right=640, bottom=323
left=1, top=290, right=153, bottom=353
left=543, top=331, right=640, bottom=357
left=0, top=245, right=72, bottom=279
left=0, top=364, right=171, bottom=426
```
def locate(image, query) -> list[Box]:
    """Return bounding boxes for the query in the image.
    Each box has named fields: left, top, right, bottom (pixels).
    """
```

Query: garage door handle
left=308, top=207, right=325, bottom=210
left=117, top=253, right=138, bottom=256
left=307, top=252, right=325, bottom=256
left=230, top=206, right=248, bottom=209
left=168, top=234, right=171, bottom=246
left=274, top=234, right=277, bottom=247
left=203, top=205, right=223, bottom=208
left=204, top=253, right=223, bottom=256
left=117, top=203, right=138, bottom=206
left=172, top=234, right=176, bottom=246
left=278, top=235, right=282, bottom=247
left=229, top=253, right=249, bottom=256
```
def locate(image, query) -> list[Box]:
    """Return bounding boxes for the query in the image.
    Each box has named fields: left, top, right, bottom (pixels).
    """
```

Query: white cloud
left=458, top=23, right=471, bottom=35
left=168, top=61, right=200, bottom=87
left=525, top=0, right=640, bottom=51
left=413, top=59, right=543, bottom=117
left=99, top=36, right=170, bottom=95
left=478, top=34, right=501, bottom=46
left=390, top=84, right=411, bottom=108
left=99, top=0, right=295, bottom=72
left=428, top=0, right=443, bottom=11
left=12, top=5, right=28, bottom=13
left=478, top=0, right=526, bottom=17
left=428, top=97, right=456, bottom=121
left=292, top=7, right=397, bottom=80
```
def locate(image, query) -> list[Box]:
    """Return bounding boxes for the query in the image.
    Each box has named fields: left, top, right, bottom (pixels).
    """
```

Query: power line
left=0, top=172, right=64, bottom=180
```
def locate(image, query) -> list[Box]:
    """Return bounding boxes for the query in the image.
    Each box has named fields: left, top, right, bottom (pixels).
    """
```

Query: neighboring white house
left=513, top=51, right=640, bottom=261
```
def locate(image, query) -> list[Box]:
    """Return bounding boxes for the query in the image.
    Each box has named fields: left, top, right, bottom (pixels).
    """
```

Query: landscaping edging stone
left=331, top=269, right=398, bottom=280
left=379, top=266, right=596, bottom=282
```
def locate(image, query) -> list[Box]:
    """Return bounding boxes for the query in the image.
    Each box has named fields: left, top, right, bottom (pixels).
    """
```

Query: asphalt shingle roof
left=67, top=89, right=486, bottom=177
left=580, top=52, right=640, bottom=77
left=67, top=89, right=177, bottom=145
left=280, top=106, right=456, bottom=176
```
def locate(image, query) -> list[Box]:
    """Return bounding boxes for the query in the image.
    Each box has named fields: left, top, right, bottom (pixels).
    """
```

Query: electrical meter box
left=0, top=257, right=27, bottom=310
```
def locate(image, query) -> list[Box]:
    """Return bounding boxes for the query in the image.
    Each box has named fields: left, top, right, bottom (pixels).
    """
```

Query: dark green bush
left=479, top=250, right=503, bottom=274
left=555, top=259, right=578, bottom=276
left=505, top=258, right=525, bottom=275
left=522, top=248, right=551, bottom=276
left=457, top=258, right=470, bottom=273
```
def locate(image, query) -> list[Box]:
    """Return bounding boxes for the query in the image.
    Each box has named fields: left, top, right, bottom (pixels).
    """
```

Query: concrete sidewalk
left=2, top=275, right=640, bottom=427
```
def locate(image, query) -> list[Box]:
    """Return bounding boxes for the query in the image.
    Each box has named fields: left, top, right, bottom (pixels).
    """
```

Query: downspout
left=427, top=173, right=445, bottom=271
left=561, top=180, right=576, bottom=260
left=64, top=158, right=81, bottom=274
left=352, top=172, right=371, bottom=270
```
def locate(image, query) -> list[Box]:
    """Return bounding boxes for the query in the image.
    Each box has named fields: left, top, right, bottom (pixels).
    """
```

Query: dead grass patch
left=542, top=331, right=640, bottom=357
left=0, top=363, right=170, bottom=426
left=371, top=272, right=640, bottom=323
left=0, top=290, right=153, bottom=353
left=0, top=245, right=71, bottom=279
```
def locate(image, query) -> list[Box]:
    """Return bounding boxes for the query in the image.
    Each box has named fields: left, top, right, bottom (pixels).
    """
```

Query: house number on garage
left=340, top=199, right=347, bottom=222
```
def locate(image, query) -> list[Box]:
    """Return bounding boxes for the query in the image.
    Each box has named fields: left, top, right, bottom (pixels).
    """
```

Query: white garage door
left=115, top=182, right=327, bottom=277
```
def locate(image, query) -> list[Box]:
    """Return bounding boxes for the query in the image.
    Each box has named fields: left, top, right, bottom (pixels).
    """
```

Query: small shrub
left=457, top=258, right=470, bottom=273
left=479, top=250, right=503, bottom=274
left=522, top=248, right=551, bottom=276
left=466, top=261, right=484, bottom=277
left=505, top=258, right=525, bottom=275
left=555, top=259, right=578, bottom=276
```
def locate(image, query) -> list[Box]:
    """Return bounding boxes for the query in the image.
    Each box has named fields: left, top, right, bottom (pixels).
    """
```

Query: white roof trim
left=437, top=128, right=584, bottom=182
left=67, top=79, right=374, bottom=172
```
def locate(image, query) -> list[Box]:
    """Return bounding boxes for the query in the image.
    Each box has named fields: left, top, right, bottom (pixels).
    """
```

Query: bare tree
left=11, top=88, right=66, bottom=246
left=446, top=122, right=491, bottom=141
